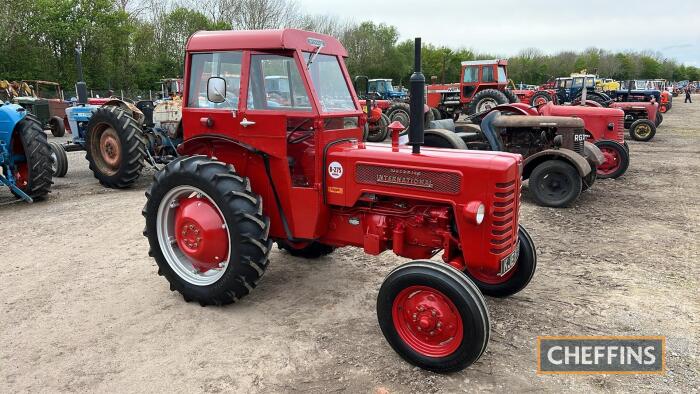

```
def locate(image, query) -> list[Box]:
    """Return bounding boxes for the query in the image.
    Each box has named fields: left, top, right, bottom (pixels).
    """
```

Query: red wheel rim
left=174, top=195, right=229, bottom=272
left=534, top=97, right=548, bottom=106
left=392, top=286, right=463, bottom=357
left=11, top=135, right=29, bottom=190
left=597, top=146, right=621, bottom=176
left=659, top=105, right=667, bottom=113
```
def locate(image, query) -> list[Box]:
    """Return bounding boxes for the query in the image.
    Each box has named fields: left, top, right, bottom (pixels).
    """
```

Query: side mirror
left=207, top=77, right=226, bottom=103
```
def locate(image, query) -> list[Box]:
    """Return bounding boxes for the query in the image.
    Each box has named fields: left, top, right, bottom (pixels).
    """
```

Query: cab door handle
left=240, top=118, right=256, bottom=127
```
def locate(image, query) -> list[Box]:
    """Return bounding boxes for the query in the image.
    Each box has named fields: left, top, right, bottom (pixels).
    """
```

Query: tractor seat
left=479, top=111, right=503, bottom=151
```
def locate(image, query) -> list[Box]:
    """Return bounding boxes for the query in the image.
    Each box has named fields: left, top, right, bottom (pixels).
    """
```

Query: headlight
left=464, top=201, right=486, bottom=225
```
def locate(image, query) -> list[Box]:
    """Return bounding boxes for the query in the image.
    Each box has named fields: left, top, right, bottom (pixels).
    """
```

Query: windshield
left=304, top=53, right=356, bottom=112
left=497, top=66, right=507, bottom=83
left=37, top=84, right=61, bottom=99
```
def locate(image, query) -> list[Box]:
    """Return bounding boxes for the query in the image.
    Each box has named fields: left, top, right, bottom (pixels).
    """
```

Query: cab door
left=182, top=51, right=245, bottom=141
left=461, top=65, right=479, bottom=100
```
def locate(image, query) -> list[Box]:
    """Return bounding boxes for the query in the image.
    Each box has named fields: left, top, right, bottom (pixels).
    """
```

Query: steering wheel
left=287, top=129, right=313, bottom=144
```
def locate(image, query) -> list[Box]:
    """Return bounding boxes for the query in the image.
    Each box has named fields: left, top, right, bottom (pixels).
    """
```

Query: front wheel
left=377, top=260, right=489, bottom=373
left=143, top=155, right=272, bottom=306
left=366, top=113, right=389, bottom=142
left=49, top=116, right=66, bottom=137
left=655, top=111, right=663, bottom=127
left=464, top=225, right=537, bottom=297
left=49, top=142, right=68, bottom=178
left=594, top=140, right=629, bottom=179
left=628, top=119, right=656, bottom=142
left=528, top=160, right=582, bottom=207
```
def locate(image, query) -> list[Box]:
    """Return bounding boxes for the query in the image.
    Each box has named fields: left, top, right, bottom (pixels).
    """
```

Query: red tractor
left=143, top=31, right=536, bottom=373
left=426, top=59, right=519, bottom=119
left=472, top=101, right=629, bottom=179
left=608, top=101, right=659, bottom=142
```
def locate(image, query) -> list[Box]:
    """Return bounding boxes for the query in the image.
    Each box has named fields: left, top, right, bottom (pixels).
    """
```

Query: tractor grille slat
left=617, top=114, right=625, bottom=142
left=573, top=140, right=584, bottom=155
left=490, top=180, right=519, bottom=256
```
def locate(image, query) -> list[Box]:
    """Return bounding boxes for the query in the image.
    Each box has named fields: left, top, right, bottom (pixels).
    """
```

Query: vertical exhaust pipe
left=75, top=44, right=88, bottom=105
left=408, top=37, right=424, bottom=154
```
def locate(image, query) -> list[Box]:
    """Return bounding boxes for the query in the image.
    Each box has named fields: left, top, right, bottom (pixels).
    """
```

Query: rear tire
left=377, top=260, right=489, bottom=373
left=366, top=113, right=389, bottom=142
left=49, top=116, right=66, bottom=137
left=278, top=241, right=335, bottom=258
left=530, top=91, right=552, bottom=107
left=628, top=119, right=656, bottom=142
left=503, top=89, right=519, bottom=104
left=467, top=89, right=509, bottom=115
left=143, top=155, right=272, bottom=306
left=86, top=106, right=146, bottom=188
left=528, top=160, right=582, bottom=208
left=49, top=142, right=68, bottom=178
left=594, top=140, right=629, bottom=179
left=464, top=225, right=537, bottom=297
left=10, top=115, right=53, bottom=199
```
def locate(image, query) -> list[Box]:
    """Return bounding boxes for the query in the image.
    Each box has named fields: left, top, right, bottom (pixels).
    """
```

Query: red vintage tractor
left=426, top=59, right=520, bottom=119
left=472, top=101, right=629, bottom=179
left=143, top=30, right=536, bottom=373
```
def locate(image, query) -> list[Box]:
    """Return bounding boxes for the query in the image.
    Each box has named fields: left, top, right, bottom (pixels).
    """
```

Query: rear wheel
left=594, top=140, right=629, bottom=179
left=278, top=241, right=335, bottom=258
left=628, top=119, right=656, bottom=142
left=49, top=142, right=68, bottom=178
left=49, top=116, right=65, bottom=137
left=10, top=116, right=53, bottom=199
left=86, top=106, right=146, bottom=188
left=366, top=113, right=389, bottom=142
left=530, top=91, right=552, bottom=107
left=468, top=89, right=509, bottom=115
left=503, top=89, right=519, bottom=104
left=143, top=155, right=272, bottom=306
left=528, top=160, right=582, bottom=208
left=377, top=260, right=489, bottom=373
left=463, top=225, right=536, bottom=297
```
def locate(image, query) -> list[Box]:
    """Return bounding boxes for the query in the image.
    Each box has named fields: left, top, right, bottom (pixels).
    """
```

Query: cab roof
left=187, top=29, right=348, bottom=57
left=461, top=59, right=508, bottom=66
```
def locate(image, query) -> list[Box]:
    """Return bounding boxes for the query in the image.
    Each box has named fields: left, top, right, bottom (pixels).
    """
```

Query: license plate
left=498, top=241, right=520, bottom=276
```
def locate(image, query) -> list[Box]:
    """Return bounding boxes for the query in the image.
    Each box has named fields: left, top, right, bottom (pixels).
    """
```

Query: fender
left=491, top=103, right=538, bottom=116
left=583, top=141, right=605, bottom=166
left=523, top=148, right=591, bottom=179
left=101, top=99, right=145, bottom=125
left=0, top=104, right=27, bottom=141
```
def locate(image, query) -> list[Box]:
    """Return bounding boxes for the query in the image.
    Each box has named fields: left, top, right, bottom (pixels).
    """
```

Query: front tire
left=143, top=155, right=272, bottom=306
left=530, top=91, right=552, bottom=106
left=377, top=260, right=489, bottom=373
left=49, top=142, right=68, bottom=178
left=528, top=160, right=582, bottom=207
left=594, top=140, right=629, bottom=179
left=86, top=106, right=146, bottom=188
left=655, top=111, right=663, bottom=127
left=464, top=225, right=537, bottom=297
left=49, top=116, right=66, bottom=137
left=628, top=119, right=656, bottom=142
left=366, top=113, right=389, bottom=142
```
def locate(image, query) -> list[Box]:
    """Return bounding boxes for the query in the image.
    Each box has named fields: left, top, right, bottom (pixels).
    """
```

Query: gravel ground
left=1, top=96, right=698, bottom=393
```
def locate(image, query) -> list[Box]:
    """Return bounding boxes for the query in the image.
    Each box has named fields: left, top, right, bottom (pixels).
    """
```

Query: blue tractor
left=0, top=103, right=55, bottom=202
left=59, top=47, right=180, bottom=188
left=553, top=75, right=612, bottom=105
left=368, top=79, right=407, bottom=101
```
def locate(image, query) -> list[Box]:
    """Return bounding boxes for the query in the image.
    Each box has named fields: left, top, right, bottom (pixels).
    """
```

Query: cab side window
left=187, top=51, right=243, bottom=108
left=247, top=54, right=311, bottom=111
left=482, top=66, right=495, bottom=82
left=463, top=66, right=478, bottom=83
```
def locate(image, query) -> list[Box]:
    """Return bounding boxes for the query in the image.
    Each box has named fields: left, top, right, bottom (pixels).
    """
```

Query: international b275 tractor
left=0, top=103, right=55, bottom=202
left=143, top=30, right=537, bottom=373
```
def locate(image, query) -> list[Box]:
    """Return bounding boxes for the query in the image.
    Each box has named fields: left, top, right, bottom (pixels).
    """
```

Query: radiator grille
left=490, top=179, right=519, bottom=256
left=355, top=164, right=461, bottom=194
left=573, top=140, right=584, bottom=155
left=616, top=114, right=625, bottom=142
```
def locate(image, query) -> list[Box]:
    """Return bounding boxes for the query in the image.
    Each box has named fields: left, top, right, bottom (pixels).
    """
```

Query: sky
left=297, top=0, right=700, bottom=66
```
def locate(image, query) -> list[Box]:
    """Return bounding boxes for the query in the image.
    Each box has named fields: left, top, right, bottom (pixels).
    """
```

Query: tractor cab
left=367, top=78, right=406, bottom=100
left=555, top=75, right=597, bottom=103
left=459, top=59, right=508, bottom=102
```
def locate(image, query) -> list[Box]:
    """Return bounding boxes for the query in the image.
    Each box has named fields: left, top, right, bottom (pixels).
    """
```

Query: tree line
left=1, top=0, right=698, bottom=95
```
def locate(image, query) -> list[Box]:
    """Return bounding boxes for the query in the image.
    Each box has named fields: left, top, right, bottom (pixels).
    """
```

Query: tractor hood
left=324, top=140, right=522, bottom=208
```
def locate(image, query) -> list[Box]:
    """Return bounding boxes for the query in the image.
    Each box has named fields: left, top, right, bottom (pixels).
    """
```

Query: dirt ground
left=1, top=96, right=698, bottom=393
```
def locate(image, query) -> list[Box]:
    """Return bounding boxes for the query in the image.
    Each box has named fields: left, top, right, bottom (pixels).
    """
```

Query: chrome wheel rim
left=156, top=186, right=231, bottom=286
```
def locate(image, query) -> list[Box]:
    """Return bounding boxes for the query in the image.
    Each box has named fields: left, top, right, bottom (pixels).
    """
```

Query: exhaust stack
left=75, top=45, right=88, bottom=105
left=408, top=37, right=425, bottom=154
